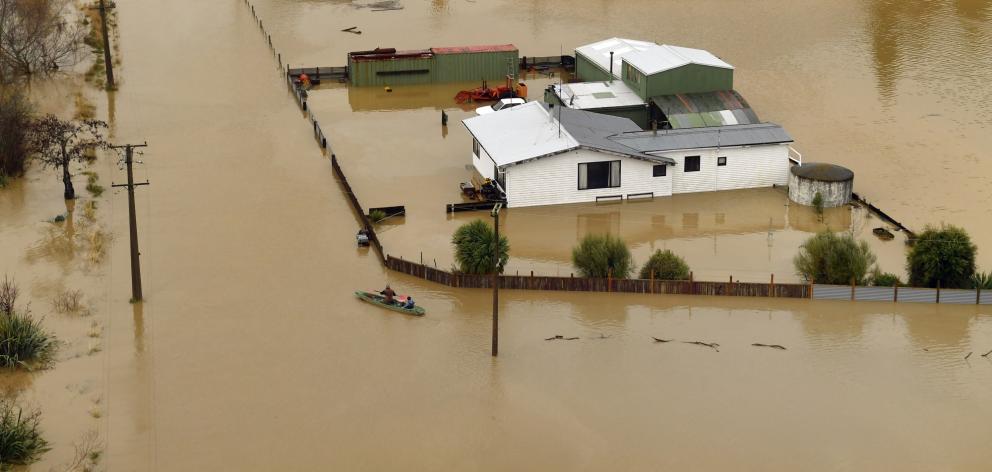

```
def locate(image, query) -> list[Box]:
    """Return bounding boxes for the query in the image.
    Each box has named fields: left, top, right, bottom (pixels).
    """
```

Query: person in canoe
left=403, top=296, right=415, bottom=310
left=379, top=285, right=396, bottom=305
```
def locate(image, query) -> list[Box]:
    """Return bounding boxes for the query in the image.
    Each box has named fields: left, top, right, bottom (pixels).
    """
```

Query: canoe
left=354, top=291, right=425, bottom=316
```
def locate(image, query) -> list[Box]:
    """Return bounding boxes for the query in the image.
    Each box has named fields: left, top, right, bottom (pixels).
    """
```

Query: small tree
left=794, top=231, right=876, bottom=285
left=812, top=191, right=824, bottom=219
left=907, top=225, right=976, bottom=289
left=870, top=270, right=902, bottom=287
left=639, top=249, right=690, bottom=280
left=452, top=220, right=509, bottom=274
left=0, top=88, right=33, bottom=180
left=572, top=233, right=633, bottom=278
left=27, top=115, right=107, bottom=200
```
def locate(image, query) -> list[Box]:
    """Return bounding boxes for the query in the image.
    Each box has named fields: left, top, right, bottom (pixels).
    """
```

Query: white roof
left=624, top=44, right=734, bottom=76
left=575, top=37, right=655, bottom=79
left=553, top=81, right=645, bottom=110
left=462, top=101, right=578, bottom=167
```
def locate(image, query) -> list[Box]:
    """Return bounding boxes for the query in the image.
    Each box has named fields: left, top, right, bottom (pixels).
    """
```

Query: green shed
left=574, top=37, right=655, bottom=82
left=347, top=45, right=519, bottom=87
left=620, top=44, right=734, bottom=99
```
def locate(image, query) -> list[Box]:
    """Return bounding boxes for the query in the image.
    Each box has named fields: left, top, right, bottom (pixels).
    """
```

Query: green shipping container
left=432, top=45, right=519, bottom=84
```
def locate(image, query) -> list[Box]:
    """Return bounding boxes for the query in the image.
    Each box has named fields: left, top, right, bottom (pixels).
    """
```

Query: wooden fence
left=332, top=155, right=385, bottom=263
left=386, top=256, right=811, bottom=298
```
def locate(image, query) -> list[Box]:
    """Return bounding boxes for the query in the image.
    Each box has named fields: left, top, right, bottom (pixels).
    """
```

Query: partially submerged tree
left=0, top=0, right=85, bottom=82
left=907, top=225, right=976, bottom=289
left=794, top=231, right=876, bottom=285
left=28, top=114, right=107, bottom=200
left=572, top=233, right=633, bottom=279
left=0, top=88, right=33, bottom=181
left=451, top=220, right=509, bottom=274
left=639, top=249, right=690, bottom=280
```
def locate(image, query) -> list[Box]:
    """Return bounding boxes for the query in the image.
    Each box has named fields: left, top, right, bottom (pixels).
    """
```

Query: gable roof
left=575, top=37, right=655, bottom=79
left=624, top=44, right=733, bottom=76
left=462, top=101, right=675, bottom=168
left=608, top=123, right=793, bottom=153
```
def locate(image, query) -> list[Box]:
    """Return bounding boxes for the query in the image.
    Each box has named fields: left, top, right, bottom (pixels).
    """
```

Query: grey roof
left=608, top=122, right=793, bottom=153
left=790, top=163, right=854, bottom=182
left=545, top=104, right=676, bottom=165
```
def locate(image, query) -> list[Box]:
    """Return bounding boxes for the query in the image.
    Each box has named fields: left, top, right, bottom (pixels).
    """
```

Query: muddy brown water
left=1, top=0, right=991, bottom=470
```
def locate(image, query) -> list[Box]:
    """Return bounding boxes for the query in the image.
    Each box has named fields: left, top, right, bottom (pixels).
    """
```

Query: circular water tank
left=788, top=163, right=854, bottom=208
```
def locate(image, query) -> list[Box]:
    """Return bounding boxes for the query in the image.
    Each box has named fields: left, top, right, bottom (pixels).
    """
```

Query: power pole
left=491, top=203, right=502, bottom=357
left=90, top=0, right=115, bottom=88
left=111, top=142, right=148, bottom=302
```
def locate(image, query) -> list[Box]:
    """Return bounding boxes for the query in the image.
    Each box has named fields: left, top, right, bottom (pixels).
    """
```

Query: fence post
left=936, top=281, right=941, bottom=304
left=608, top=268, right=613, bottom=293
left=894, top=283, right=899, bottom=303
left=850, top=277, right=856, bottom=301
left=650, top=272, right=654, bottom=294
left=977, top=286, right=982, bottom=305
left=689, top=271, right=694, bottom=295
left=770, top=273, right=775, bottom=298
left=809, top=277, right=814, bottom=299
left=727, top=275, right=732, bottom=296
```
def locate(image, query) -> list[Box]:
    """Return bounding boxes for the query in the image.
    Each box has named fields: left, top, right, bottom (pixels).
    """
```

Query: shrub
left=639, top=250, right=690, bottom=280
left=907, top=225, right=976, bottom=289
left=52, top=289, right=83, bottom=313
left=85, top=182, right=104, bottom=197
left=0, top=401, right=50, bottom=466
left=0, top=309, right=58, bottom=369
left=451, top=220, right=509, bottom=274
left=871, top=271, right=902, bottom=287
left=794, top=231, right=877, bottom=285
left=812, top=191, right=824, bottom=216
left=368, top=209, right=386, bottom=223
left=971, top=271, right=992, bottom=290
left=572, top=234, right=633, bottom=278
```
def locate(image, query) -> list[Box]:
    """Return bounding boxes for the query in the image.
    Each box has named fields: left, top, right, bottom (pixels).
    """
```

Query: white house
left=462, top=101, right=793, bottom=208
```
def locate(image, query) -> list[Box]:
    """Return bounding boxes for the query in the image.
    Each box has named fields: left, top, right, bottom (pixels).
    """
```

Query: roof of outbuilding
left=790, top=163, right=854, bottom=182
left=624, top=44, right=734, bottom=76
left=650, top=90, right=759, bottom=128
left=552, top=81, right=647, bottom=110
left=575, top=37, right=655, bottom=79
left=608, top=122, right=793, bottom=153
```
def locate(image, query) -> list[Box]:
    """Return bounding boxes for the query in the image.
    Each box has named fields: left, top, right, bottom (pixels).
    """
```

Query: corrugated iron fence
left=387, top=256, right=810, bottom=298
left=813, top=284, right=990, bottom=305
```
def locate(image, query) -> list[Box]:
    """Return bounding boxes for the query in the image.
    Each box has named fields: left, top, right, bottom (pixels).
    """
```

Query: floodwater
left=0, top=0, right=991, bottom=470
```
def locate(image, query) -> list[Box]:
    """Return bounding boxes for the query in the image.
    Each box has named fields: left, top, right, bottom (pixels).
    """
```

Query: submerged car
left=475, top=98, right=526, bottom=115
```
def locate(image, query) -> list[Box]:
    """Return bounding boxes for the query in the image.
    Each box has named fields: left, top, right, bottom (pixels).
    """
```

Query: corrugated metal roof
left=575, top=37, right=655, bottom=79
left=625, top=44, right=733, bottom=76
left=553, top=81, right=646, bottom=110
left=462, top=101, right=674, bottom=168
left=608, top=123, right=793, bottom=153
left=432, top=44, right=517, bottom=54
left=650, top=90, right=760, bottom=128
left=463, top=102, right=578, bottom=167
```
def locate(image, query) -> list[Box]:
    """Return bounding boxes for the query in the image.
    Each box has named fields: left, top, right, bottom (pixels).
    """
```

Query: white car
left=475, top=98, right=526, bottom=115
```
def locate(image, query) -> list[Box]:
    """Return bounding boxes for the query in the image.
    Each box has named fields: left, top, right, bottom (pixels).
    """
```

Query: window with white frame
left=578, top=161, right=621, bottom=190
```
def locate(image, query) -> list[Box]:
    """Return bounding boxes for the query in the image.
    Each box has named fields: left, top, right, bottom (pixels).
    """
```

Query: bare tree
left=0, top=0, right=85, bottom=83
left=28, top=114, right=107, bottom=200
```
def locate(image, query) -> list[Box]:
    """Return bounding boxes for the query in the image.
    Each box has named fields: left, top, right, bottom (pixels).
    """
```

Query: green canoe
left=355, top=291, right=425, bottom=316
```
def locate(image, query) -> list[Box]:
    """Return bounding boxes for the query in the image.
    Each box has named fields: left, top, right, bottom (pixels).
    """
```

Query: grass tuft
left=0, top=401, right=50, bottom=466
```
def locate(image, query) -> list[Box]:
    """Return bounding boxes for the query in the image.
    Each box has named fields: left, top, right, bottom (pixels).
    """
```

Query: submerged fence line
left=386, top=256, right=811, bottom=299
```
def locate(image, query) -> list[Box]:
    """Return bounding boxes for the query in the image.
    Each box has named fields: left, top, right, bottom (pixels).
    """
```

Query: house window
left=717, top=156, right=727, bottom=166
left=578, top=160, right=621, bottom=190
left=684, top=155, right=700, bottom=172
left=652, top=164, right=667, bottom=177
left=473, top=138, right=480, bottom=158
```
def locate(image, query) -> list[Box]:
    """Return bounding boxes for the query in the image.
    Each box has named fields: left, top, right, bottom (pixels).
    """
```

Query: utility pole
left=491, top=203, right=502, bottom=357
left=111, top=142, right=148, bottom=302
left=90, top=0, right=115, bottom=88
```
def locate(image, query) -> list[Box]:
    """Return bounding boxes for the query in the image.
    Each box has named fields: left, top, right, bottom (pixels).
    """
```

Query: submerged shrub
left=368, top=209, right=386, bottom=223
left=871, top=271, right=902, bottom=287
left=0, top=310, right=58, bottom=370
left=572, top=234, right=633, bottom=279
left=907, top=225, right=976, bottom=289
left=451, top=220, right=509, bottom=274
left=794, top=231, right=876, bottom=285
left=639, top=250, right=690, bottom=280
left=0, top=401, right=50, bottom=466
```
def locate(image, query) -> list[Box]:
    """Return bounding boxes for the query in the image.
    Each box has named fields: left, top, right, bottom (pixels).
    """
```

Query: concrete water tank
left=788, top=163, right=854, bottom=208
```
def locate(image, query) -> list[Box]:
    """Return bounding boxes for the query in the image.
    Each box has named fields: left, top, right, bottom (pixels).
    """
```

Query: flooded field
left=1, top=0, right=991, bottom=470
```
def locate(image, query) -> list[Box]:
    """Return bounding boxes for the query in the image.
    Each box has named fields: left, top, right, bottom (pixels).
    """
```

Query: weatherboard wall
left=433, top=50, right=519, bottom=83
left=503, top=149, right=673, bottom=208
left=653, top=144, right=790, bottom=195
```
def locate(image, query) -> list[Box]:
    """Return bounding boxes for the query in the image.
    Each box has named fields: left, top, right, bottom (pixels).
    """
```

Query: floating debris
left=651, top=337, right=673, bottom=343
left=683, top=341, right=720, bottom=352
left=964, top=351, right=973, bottom=360
left=341, top=26, right=362, bottom=34
left=873, top=227, right=895, bottom=240
left=982, top=349, right=992, bottom=357
left=545, top=335, right=579, bottom=341
left=752, top=343, right=787, bottom=350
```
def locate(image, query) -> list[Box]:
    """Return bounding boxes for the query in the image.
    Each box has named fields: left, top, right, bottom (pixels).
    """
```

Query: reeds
left=0, top=401, right=49, bottom=466
left=52, top=289, right=84, bottom=314
left=0, top=309, right=58, bottom=369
